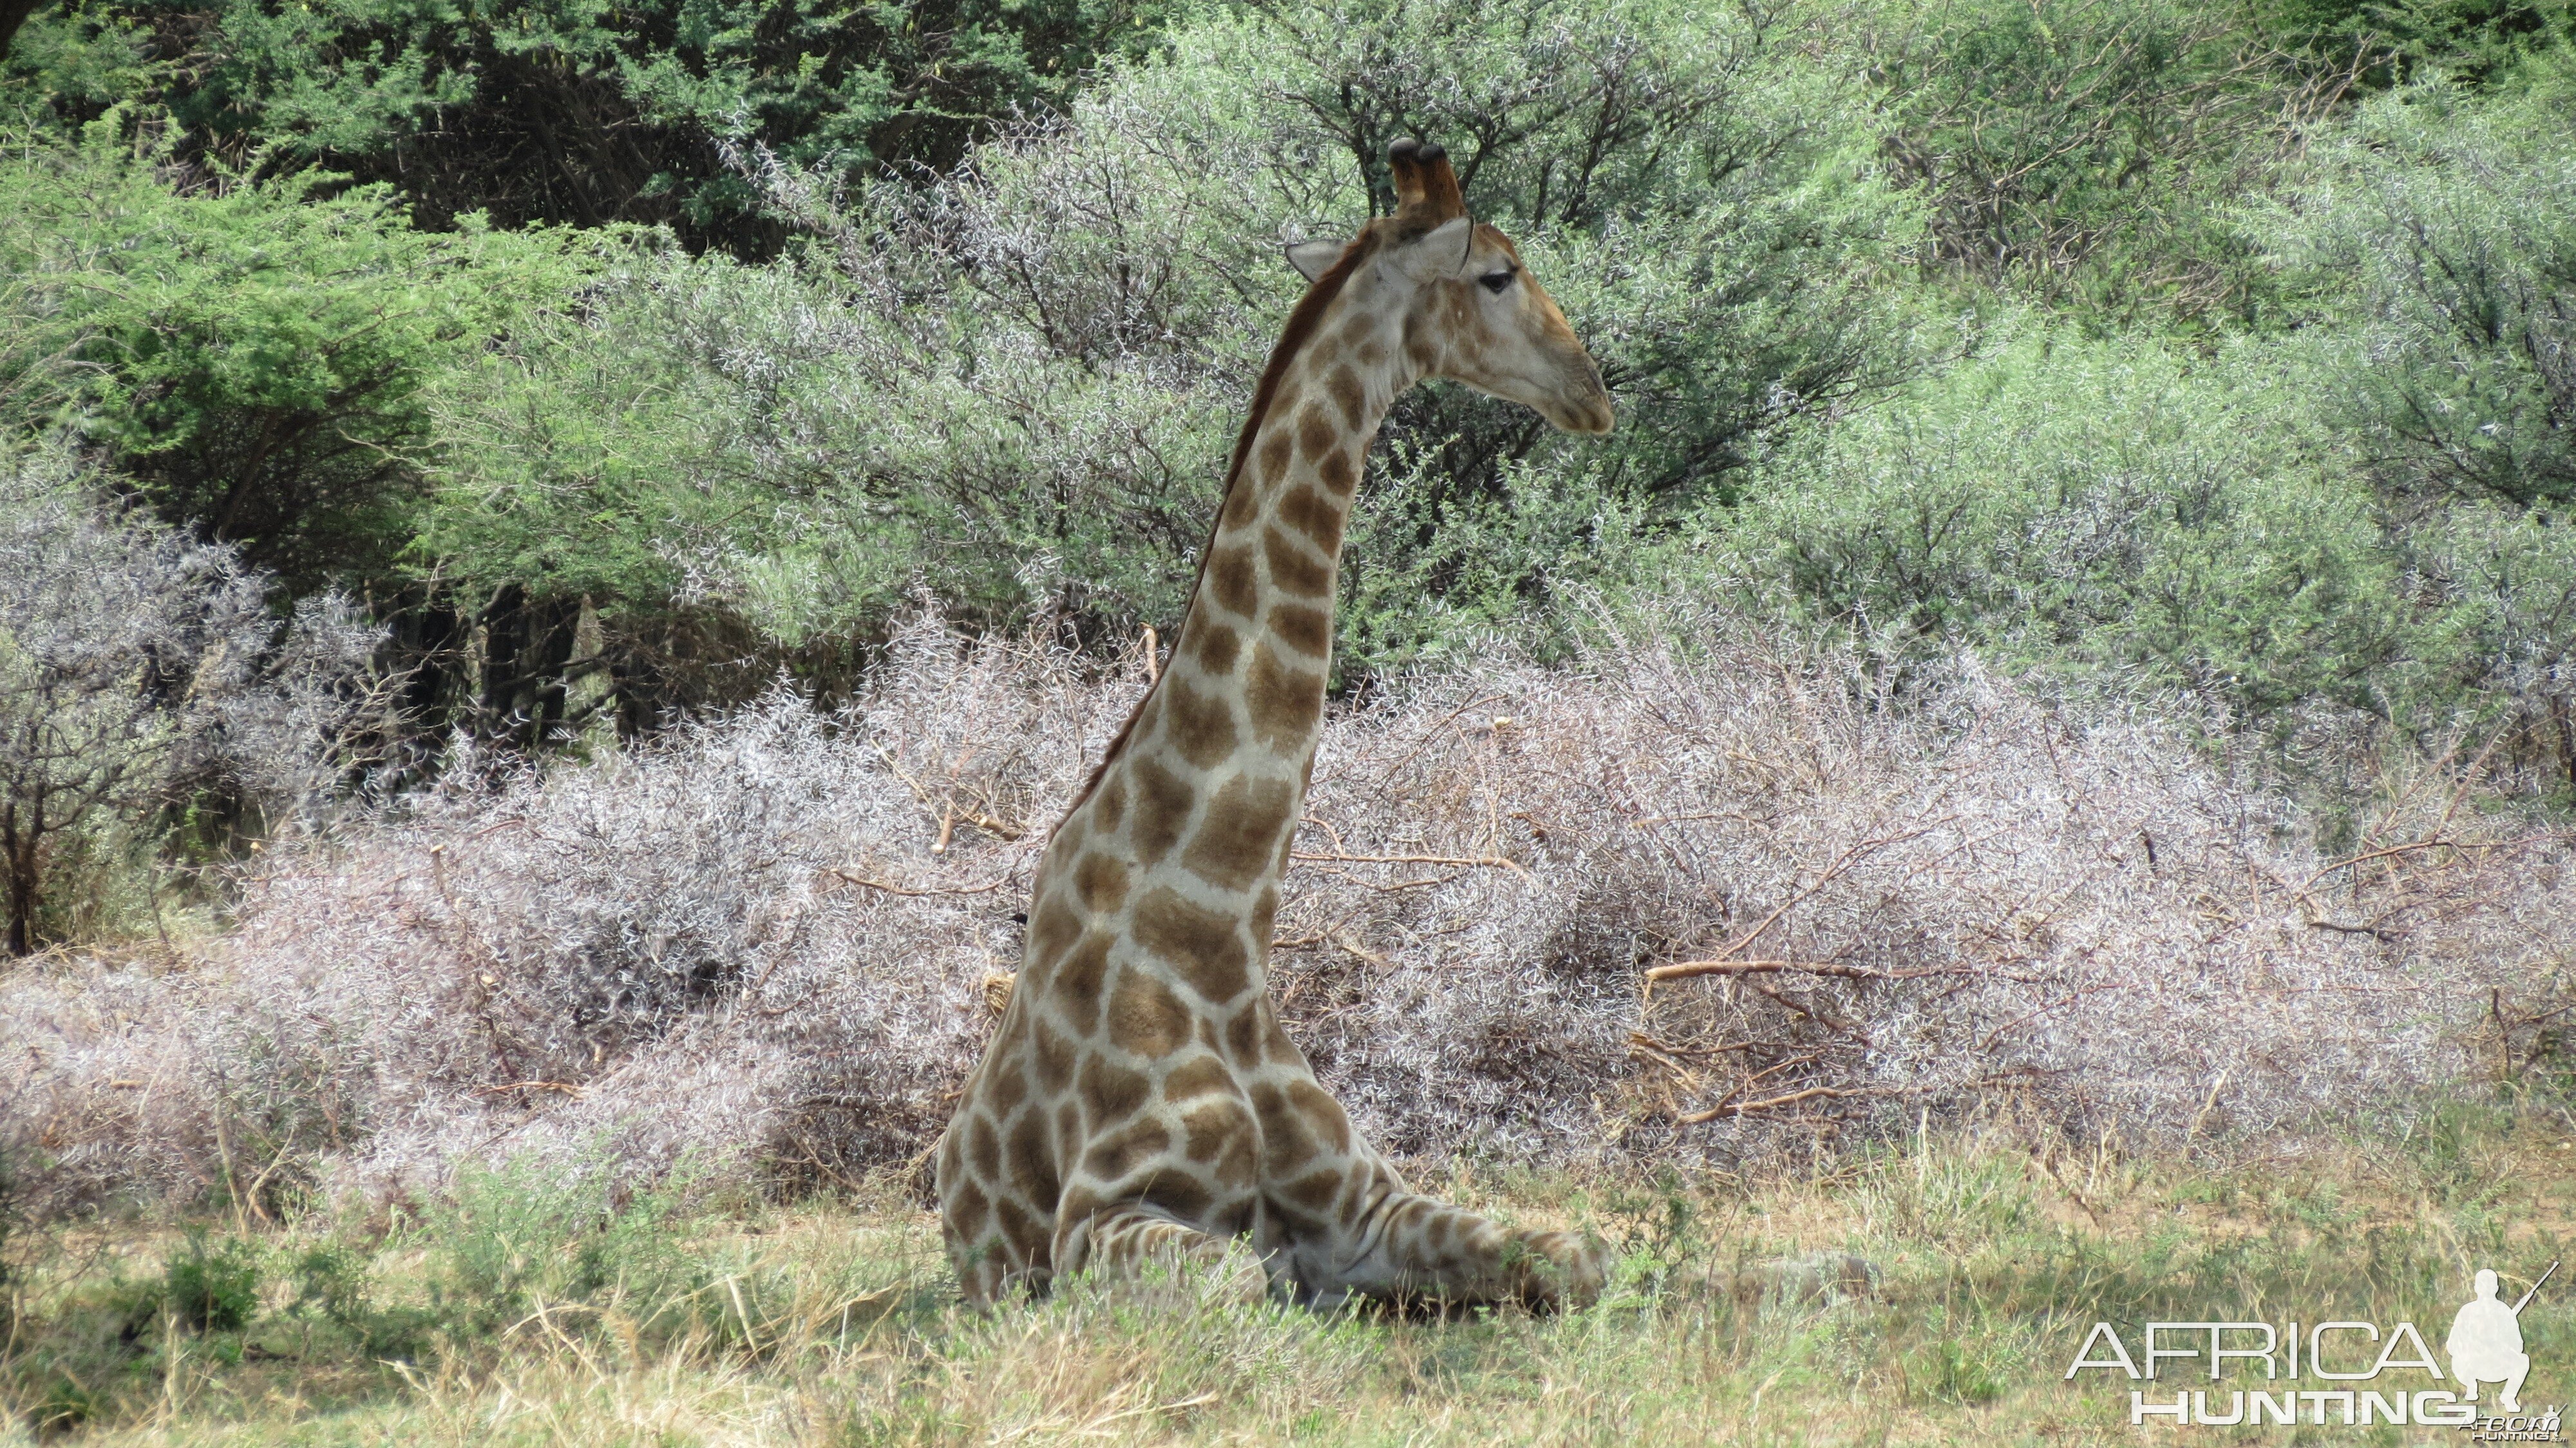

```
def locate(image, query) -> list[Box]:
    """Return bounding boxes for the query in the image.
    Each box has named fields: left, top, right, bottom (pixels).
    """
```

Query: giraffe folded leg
left=1300, top=1191, right=1609, bottom=1312
left=1054, top=1203, right=1275, bottom=1304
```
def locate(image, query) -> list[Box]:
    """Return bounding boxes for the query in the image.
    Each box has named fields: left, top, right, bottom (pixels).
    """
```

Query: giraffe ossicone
left=935, top=138, right=1616, bottom=1310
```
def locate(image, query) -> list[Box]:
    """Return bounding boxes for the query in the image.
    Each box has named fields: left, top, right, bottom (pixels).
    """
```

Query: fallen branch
left=1677, top=1082, right=1921, bottom=1124
left=824, top=868, right=1011, bottom=897
left=1291, top=850, right=1524, bottom=870
left=1646, top=958, right=1967, bottom=984
left=2295, top=832, right=2573, bottom=893
left=2306, top=917, right=2404, bottom=942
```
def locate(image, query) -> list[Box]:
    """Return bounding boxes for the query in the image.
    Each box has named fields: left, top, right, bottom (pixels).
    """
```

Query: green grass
left=7, top=1107, right=2576, bottom=1444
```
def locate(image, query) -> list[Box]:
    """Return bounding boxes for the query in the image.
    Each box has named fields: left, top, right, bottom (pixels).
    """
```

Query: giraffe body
left=935, top=141, right=1614, bottom=1310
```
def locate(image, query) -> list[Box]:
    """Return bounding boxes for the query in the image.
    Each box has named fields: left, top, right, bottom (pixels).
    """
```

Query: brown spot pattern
left=1082, top=1119, right=1171, bottom=1182
left=1225, top=1004, right=1267, bottom=1066
left=1286, top=1078, right=1353, bottom=1154
left=1161, top=1054, right=1234, bottom=1101
left=1104, top=967, right=1192, bottom=1058
left=1131, top=758, right=1193, bottom=864
left=1032, top=1019, right=1077, bottom=1092
left=1296, top=405, right=1339, bottom=462
left=1005, top=1110, right=1059, bottom=1206
left=1252, top=1081, right=1316, bottom=1175
left=1054, top=933, right=1112, bottom=1034
left=950, top=1178, right=989, bottom=1239
left=1277, top=484, right=1343, bottom=550
left=1281, top=1167, right=1343, bottom=1211
left=1327, top=365, right=1366, bottom=429
left=1245, top=642, right=1324, bottom=748
left=1161, top=678, right=1236, bottom=768
left=995, top=1196, right=1046, bottom=1260
left=1209, top=544, right=1257, bottom=617
left=1189, top=622, right=1240, bottom=674
left=1268, top=600, right=1330, bottom=657
left=967, top=1112, right=1001, bottom=1179
left=1073, top=855, right=1128, bottom=913
left=986, top=1054, right=1030, bottom=1115
left=1182, top=773, right=1294, bottom=891
left=1263, top=527, right=1332, bottom=597
left=1027, top=892, right=1079, bottom=973
left=1262, top=1014, right=1305, bottom=1071
left=1179, top=1098, right=1251, bottom=1165
left=1130, top=885, right=1251, bottom=1003
left=1133, top=1167, right=1213, bottom=1219
left=1078, top=1053, right=1151, bottom=1122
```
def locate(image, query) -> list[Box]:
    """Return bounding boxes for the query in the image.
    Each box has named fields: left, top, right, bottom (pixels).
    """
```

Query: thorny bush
left=3, top=609, right=2569, bottom=1216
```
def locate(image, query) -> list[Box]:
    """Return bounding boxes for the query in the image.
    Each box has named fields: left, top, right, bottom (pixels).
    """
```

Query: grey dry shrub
left=0, top=446, right=382, bottom=956
left=3, top=609, right=2566, bottom=1215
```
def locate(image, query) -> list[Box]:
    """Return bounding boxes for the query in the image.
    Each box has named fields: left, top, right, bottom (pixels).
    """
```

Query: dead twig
left=1645, top=958, right=1989, bottom=984
left=824, top=868, right=1012, bottom=897
left=1290, top=850, right=1530, bottom=880
left=1678, top=1082, right=1923, bottom=1125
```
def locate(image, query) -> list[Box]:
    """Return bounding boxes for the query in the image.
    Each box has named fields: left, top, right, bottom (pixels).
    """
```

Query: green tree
left=0, top=125, right=621, bottom=587
left=2263, top=68, right=2576, bottom=510
left=3, top=0, right=1176, bottom=253
left=417, top=0, right=1924, bottom=678
left=1861, top=0, right=2343, bottom=324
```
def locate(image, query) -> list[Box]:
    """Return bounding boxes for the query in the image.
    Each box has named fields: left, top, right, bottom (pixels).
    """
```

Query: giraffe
left=934, top=138, right=1616, bottom=1311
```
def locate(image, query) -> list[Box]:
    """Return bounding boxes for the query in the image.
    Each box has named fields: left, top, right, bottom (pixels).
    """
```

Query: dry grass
left=4, top=606, right=2571, bottom=1217
left=6, top=1110, right=2575, bottom=1445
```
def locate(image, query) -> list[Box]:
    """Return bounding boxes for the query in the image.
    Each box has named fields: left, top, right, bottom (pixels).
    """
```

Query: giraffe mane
left=1058, top=227, right=1388, bottom=823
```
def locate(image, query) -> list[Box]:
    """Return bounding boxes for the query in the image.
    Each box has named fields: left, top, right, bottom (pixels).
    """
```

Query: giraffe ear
left=1391, top=216, right=1473, bottom=282
left=1284, top=238, right=1345, bottom=285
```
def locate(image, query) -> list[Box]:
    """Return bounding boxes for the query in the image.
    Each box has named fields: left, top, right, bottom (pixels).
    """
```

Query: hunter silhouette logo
left=2064, top=1261, right=2561, bottom=1434
left=2452, top=1262, right=2552, bottom=1415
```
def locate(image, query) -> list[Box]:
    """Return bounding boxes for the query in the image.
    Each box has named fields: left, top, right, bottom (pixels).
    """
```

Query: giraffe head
left=1285, top=139, right=1614, bottom=435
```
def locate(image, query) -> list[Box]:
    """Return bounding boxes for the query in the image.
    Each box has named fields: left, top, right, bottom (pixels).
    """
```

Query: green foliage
left=1907, top=1335, right=2008, bottom=1405
left=1709, top=326, right=2418, bottom=726
left=2257, top=0, right=2575, bottom=86
left=4, top=0, right=2575, bottom=809
left=1863, top=0, right=2315, bottom=323
left=420, top=0, right=1920, bottom=671
left=421, top=247, right=1240, bottom=647
left=2264, top=68, right=2576, bottom=510
left=0, top=125, right=621, bottom=584
left=155, top=1228, right=263, bottom=1331
left=2, top=0, right=1177, bottom=252
left=424, top=1155, right=702, bottom=1340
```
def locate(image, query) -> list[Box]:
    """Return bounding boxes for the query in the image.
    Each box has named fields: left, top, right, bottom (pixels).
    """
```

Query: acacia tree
left=0, top=447, right=379, bottom=955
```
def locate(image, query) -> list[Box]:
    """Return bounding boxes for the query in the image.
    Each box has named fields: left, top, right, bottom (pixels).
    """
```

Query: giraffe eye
left=1479, top=268, right=1516, bottom=294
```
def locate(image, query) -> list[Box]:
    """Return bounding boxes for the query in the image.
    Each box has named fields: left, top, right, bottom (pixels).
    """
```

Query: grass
left=6, top=1105, right=2576, bottom=1445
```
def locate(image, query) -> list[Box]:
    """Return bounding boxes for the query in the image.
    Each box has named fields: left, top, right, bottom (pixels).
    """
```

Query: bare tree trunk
left=2553, top=691, right=2576, bottom=795
left=1, top=802, right=33, bottom=958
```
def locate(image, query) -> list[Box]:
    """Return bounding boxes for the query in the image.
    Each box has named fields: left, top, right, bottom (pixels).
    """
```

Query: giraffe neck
left=1168, top=295, right=1406, bottom=772
left=1025, top=285, right=1414, bottom=1013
